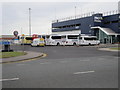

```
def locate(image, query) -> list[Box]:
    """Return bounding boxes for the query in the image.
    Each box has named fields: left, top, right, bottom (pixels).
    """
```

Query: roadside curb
left=1, top=52, right=46, bottom=64
left=98, top=48, right=119, bottom=52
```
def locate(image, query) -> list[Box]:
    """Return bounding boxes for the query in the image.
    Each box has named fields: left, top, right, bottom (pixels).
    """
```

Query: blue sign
left=0, top=42, right=2, bottom=45
left=13, top=39, right=19, bottom=40
left=0, top=41, right=10, bottom=45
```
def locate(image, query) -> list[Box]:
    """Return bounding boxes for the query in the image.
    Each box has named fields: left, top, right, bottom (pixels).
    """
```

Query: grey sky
left=1, top=1, right=119, bottom=35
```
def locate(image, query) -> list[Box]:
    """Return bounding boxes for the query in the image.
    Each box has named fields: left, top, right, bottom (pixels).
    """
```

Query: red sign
left=32, top=34, right=38, bottom=40
left=32, top=34, right=38, bottom=37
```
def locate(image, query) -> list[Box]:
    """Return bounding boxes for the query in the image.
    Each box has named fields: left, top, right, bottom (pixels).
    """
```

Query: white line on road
left=17, top=64, right=25, bottom=66
left=40, top=62, right=51, bottom=64
left=80, top=60, right=90, bottom=61
left=40, top=63, right=46, bottom=64
left=60, top=61, right=68, bottom=63
left=0, top=78, right=19, bottom=82
left=74, top=71, right=95, bottom=75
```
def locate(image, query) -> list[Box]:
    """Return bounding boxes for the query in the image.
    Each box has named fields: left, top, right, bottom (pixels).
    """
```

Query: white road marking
left=17, top=64, right=25, bottom=66
left=113, top=57, right=119, bottom=59
left=0, top=78, right=19, bottom=82
left=60, top=61, right=68, bottom=63
left=59, top=59, right=90, bottom=63
left=40, top=62, right=51, bottom=64
left=80, top=60, right=90, bottom=61
left=40, top=63, right=46, bottom=64
left=74, top=71, right=95, bottom=75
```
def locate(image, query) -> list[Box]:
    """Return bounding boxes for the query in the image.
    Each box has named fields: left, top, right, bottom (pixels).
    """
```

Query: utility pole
left=29, top=8, right=31, bottom=36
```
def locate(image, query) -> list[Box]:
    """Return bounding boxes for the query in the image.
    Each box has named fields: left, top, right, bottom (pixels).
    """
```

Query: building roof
left=0, top=35, right=14, bottom=40
left=91, top=26, right=119, bottom=35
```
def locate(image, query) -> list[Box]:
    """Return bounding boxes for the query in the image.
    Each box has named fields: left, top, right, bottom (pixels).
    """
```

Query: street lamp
left=29, top=8, right=31, bottom=36
left=75, top=6, right=76, bottom=19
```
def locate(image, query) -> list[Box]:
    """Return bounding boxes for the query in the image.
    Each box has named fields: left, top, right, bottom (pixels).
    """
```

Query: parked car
left=31, top=38, right=45, bottom=47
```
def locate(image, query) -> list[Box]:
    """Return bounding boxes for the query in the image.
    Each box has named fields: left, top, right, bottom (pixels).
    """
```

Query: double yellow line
left=0, top=53, right=47, bottom=64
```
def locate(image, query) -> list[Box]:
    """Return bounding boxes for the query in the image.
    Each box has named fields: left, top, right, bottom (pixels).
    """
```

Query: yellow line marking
left=0, top=53, right=47, bottom=64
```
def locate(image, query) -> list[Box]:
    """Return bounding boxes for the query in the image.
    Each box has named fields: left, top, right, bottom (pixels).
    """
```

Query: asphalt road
left=2, top=45, right=118, bottom=88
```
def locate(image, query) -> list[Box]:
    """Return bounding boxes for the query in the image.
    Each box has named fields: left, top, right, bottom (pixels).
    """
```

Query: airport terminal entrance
left=91, top=27, right=119, bottom=44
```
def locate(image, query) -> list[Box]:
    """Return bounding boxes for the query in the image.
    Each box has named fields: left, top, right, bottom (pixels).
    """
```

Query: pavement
left=97, top=44, right=119, bottom=52
left=98, top=48, right=119, bottom=52
left=0, top=51, right=44, bottom=63
left=97, top=44, right=119, bottom=48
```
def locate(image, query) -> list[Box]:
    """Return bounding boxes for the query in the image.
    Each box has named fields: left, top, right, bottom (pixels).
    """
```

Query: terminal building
left=52, top=10, right=120, bottom=44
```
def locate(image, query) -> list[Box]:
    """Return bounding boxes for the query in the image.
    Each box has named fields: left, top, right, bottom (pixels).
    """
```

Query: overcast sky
left=1, top=0, right=119, bottom=35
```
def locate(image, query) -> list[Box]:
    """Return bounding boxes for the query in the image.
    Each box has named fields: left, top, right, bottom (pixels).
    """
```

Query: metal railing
left=103, top=10, right=120, bottom=16
left=52, top=10, right=119, bottom=23
left=52, top=12, right=95, bottom=23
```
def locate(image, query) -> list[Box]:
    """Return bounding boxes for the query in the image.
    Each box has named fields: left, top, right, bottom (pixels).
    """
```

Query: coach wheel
left=89, top=43, right=91, bottom=46
left=73, top=43, right=77, bottom=46
left=57, top=43, right=60, bottom=46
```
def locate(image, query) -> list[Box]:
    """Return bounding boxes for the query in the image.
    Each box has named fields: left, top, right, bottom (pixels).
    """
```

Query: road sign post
left=21, top=34, right=25, bottom=52
left=13, top=31, right=19, bottom=51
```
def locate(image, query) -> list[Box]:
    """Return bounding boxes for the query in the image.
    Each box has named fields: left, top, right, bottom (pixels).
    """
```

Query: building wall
left=52, top=30, right=81, bottom=35
left=102, top=14, right=120, bottom=33
left=52, top=13, right=119, bottom=35
left=52, top=16, right=95, bottom=35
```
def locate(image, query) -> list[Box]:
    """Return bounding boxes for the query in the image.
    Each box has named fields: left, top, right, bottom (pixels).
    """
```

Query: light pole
left=74, top=6, right=77, bottom=31
left=118, top=1, right=120, bottom=14
left=29, top=8, right=31, bottom=36
left=75, top=6, right=76, bottom=19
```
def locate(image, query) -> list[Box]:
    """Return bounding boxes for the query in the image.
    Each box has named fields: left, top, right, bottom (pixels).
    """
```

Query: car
left=31, top=38, right=45, bottom=47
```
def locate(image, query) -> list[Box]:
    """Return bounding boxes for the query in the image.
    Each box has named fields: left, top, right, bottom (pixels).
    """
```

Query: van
left=45, top=34, right=62, bottom=46
left=20, top=36, right=33, bottom=45
left=61, top=34, right=79, bottom=46
left=79, top=35, right=100, bottom=45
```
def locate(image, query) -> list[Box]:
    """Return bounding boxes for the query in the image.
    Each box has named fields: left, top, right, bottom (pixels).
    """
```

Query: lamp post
left=29, top=8, right=31, bottom=36
left=74, top=6, right=77, bottom=31
left=118, top=1, right=120, bottom=14
left=75, top=6, right=76, bottom=19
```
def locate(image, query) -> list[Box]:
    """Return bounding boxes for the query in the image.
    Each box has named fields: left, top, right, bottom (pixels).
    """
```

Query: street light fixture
left=29, top=8, right=31, bottom=36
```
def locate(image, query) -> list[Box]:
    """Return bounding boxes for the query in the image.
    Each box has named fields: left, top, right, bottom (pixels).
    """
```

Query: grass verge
left=0, top=51, right=27, bottom=58
left=110, top=47, right=120, bottom=50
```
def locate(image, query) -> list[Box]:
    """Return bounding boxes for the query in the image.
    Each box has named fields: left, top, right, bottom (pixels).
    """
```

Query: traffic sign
left=1, top=41, right=10, bottom=45
left=13, top=31, right=18, bottom=36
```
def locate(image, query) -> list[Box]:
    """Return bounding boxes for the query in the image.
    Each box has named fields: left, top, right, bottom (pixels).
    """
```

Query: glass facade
left=95, top=30, right=118, bottom=44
